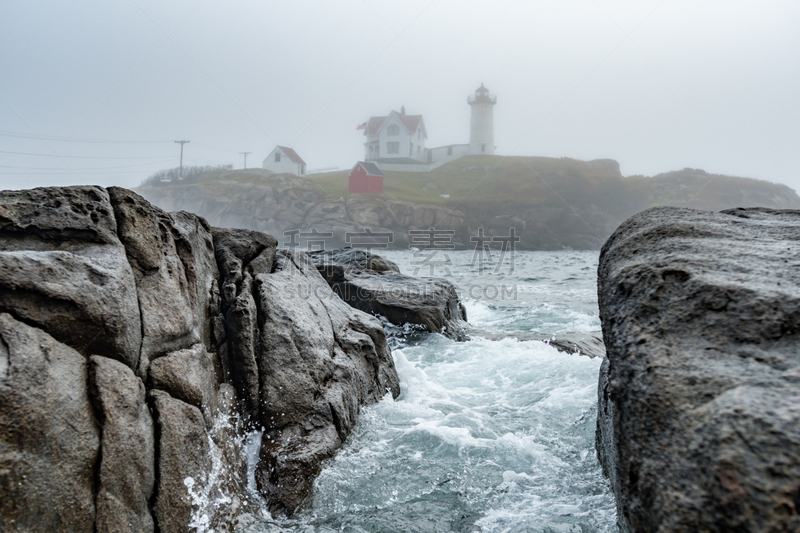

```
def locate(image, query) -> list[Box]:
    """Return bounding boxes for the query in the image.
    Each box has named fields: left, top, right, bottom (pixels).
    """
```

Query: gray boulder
left=0, top=313, right=100, bottom=532
left=0, top=186, right=141, bottom=369
left=210, top=232, right=402, bottom=516
left=89, top=355, right=155, bottom=533
left=308, top=248, right=469, bottom=340
left=211, top=226, right=277, bottom=306
left=212, top=227, right=278, bottom=420
left=108, top=187, right=216, bottom=375
left=170, top=211, right=221, bottom=350
left=0, top=185, right=403, bottom=527
left=148, top=343, right=221, bottom=425
left=596, top=207, right=800, bottom=532
left=149, top=390, right=211, bottom=533
left=254, top=250, right=401, bottom=515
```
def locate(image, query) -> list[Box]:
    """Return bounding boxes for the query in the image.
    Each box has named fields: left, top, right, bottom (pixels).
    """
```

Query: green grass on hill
left=309, top=155, right=623, bottom=207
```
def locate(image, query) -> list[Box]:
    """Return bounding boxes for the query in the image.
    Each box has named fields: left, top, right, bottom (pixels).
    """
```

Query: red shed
left=349, top=161, right=384, bottom=193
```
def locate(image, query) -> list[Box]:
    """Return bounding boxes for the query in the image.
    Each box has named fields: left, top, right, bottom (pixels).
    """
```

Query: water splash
left=183, top=404, right=273, bottom=532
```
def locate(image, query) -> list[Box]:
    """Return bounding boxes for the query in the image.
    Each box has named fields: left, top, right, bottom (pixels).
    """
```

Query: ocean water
left=209, top=251, right=617, bottom=532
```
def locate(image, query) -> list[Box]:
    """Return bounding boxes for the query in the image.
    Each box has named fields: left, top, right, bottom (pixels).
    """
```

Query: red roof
left=276, top=146, right=306, bottom=165
left=397, top=113, right=422, bottom=133
left=364, top=111, right=424, bottom=136
left=365, top=116, right=387, bottom=135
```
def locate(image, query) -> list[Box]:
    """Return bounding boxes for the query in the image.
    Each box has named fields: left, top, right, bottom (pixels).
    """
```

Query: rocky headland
left=596, top=206, right=800, bottom=532
left=136, top=157, right=800, bottom=251
left=139, top=172, right=470, bottom=250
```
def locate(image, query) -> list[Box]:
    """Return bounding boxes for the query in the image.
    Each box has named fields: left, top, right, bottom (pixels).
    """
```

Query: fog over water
left=1, top=1, right=799, bottom=193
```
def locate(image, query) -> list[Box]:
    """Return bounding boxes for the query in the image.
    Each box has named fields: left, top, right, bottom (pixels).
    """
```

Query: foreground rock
left=596, top=207, right=800, bottom=532
left=211, top=236, right=401, bottom=515
left=108, top=186, right=219, bottom=377
left=149, top=389, right=211, bottom=533
left=309, top=248, right=469, bottom=340
left=0, top=186, right=401, bottom=530
left=0, top=313, right=99, bottom=532
left=253, top=250, right=400, bottom=515
left=211, top=227, right=277, bottom=420
left=0, top=186, right=142, bottom=369
left=89, top=356, right=155, bottom=533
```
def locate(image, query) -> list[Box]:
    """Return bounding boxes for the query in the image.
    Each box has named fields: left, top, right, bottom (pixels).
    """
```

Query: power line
left=1, top=131, right=247, bottom=157
left=0, top=159, right=175, bottom=171
left=239, top=151, right=252, bottom=169
left=0, top=149, right=175, bottom=160
left=183, top=156, right=233, bottom=165
left=0, top=130, right=173, bottom=144
left=0, top=169, right=165, bottom=175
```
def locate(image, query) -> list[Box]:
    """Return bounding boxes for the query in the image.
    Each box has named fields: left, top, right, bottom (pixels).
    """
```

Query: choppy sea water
left=211, top=251, right=617, bottom=532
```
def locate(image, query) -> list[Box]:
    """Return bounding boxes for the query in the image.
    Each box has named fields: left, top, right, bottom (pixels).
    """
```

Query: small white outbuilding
left=262, top=146, right=307, bottom=176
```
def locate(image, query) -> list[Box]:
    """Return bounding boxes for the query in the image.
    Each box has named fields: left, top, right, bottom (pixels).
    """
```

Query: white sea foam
left=296, top=332, right=614, bottom=531
left=183, top=407, right=276, bottom=532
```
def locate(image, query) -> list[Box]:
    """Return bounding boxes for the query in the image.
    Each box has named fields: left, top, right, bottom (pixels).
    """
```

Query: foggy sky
left=1, top=0, right=799, bottom=194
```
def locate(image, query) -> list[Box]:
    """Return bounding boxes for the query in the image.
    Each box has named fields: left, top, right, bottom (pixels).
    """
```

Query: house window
left=417, top=145, right=420, bottom=154
left=300, top=165, right=305, bottom=175
left=447, top=146, right=453, bottom=156
left=410, top=143, right=413, bottom=155
left=387, top=142, right=399, bottom=154
left=481, top=144, right=486, bottom=153
left=417, top=130, right=421, bottom=140
left=387, top=124, right=400, bottom=136
left=275, top=152, right=281, bottom=162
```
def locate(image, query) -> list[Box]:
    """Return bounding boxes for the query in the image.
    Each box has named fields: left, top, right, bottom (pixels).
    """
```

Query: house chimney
left=401, top=106, right=405, bottom=115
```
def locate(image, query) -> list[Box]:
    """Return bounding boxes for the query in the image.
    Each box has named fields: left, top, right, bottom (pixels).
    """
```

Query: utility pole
left=174, top=140, right=190, bottom=179
left=239, top=151, right=252, bottom=169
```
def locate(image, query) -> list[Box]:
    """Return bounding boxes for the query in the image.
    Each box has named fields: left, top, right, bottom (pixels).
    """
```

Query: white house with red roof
left=262, top=145, right=307, bottom=176
left=358, top=86, right=497, bottom=171
left=362, top=106, right=428, bottom=163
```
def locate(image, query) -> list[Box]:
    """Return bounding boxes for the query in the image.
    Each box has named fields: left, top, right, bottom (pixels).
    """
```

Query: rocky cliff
left=0, top=186, right=401, bottom=531
left=596, top=207, right=800, bottom=532
left=138, top=172, right=470, bottom=249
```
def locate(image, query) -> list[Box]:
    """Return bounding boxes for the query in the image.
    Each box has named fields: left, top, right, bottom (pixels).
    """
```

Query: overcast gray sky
left=1, top=0, right=799, bottom=192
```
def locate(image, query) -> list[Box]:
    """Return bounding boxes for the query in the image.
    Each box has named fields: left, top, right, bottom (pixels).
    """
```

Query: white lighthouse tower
left=468, top=83, right=496, bottom=155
